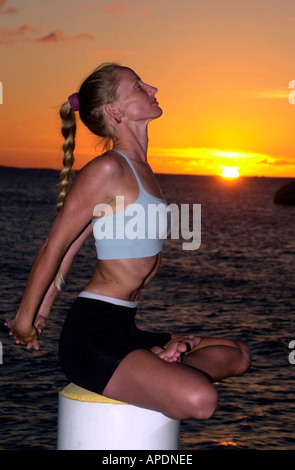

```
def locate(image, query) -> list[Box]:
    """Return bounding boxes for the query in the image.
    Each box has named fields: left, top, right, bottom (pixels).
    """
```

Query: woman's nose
left=149, top=85, right=158, bottom=96
left=144, top=83, right=158, bottom=95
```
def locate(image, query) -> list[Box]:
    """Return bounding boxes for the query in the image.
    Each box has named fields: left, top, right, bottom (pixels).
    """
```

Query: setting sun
left=221, top=167, right=240, bottom=179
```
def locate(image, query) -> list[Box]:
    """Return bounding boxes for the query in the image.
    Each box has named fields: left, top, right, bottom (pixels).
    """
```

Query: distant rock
left=274, top=181, right=295, bottom=205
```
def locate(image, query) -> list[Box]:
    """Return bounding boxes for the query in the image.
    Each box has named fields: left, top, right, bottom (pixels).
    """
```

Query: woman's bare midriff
left=83, top=253, right=162, bottom=301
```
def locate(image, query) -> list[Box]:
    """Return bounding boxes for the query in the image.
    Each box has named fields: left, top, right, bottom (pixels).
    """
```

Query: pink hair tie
left=68, top=92, right=79, bottom=111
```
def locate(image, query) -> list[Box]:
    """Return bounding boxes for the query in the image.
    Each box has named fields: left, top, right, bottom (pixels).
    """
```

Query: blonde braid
left=56, top=101, right=76, bottom=213
left=55, top=100, right=76, bottom=289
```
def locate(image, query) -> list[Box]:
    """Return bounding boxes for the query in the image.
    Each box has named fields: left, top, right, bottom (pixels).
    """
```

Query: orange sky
left=0, top=0, right=295, bottom=177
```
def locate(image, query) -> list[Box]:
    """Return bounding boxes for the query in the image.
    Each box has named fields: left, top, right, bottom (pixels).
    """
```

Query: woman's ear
left=105, top=103, right=123, bottom=123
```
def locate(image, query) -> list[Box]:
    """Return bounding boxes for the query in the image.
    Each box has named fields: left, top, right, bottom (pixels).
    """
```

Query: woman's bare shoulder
left=49, top=151, right=126, bottom=243
left=78, top=150, right=124, bottom=182
left=70, top=150, right=124, bottom=194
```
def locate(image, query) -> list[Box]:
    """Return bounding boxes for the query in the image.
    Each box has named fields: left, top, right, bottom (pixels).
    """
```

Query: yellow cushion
left=61, top=383, right=125, bottom=404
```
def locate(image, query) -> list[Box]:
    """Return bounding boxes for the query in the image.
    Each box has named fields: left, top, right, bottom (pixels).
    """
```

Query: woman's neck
left=112, top=123, right=149, bottom=163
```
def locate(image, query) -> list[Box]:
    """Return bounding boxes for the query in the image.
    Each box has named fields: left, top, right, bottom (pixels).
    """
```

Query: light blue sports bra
left=92, top=151, right=171, bottom=260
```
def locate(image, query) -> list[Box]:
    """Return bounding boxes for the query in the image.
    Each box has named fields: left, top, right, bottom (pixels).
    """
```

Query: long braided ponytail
left=56, top=101, right=76, bottom=213
left=54, top=100, right=76, bottom=289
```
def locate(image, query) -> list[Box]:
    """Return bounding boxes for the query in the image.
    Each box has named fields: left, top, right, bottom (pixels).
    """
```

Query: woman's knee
left=181, top=382, right=218, bottom=421
left=235, top=341, right=252, bottom=376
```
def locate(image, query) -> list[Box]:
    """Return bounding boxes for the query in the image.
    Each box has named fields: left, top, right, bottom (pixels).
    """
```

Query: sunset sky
left=0, top=0, right=295, bottom=177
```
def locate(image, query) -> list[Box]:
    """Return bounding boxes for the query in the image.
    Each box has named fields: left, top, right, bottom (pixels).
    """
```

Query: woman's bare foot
left=171, top=334, right=202, bottom=352
left=151, top=340, right=190, bottom=363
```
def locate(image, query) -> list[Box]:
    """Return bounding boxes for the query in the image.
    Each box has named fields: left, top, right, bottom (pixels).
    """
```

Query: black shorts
left=58, top=295, right=171, bottom=395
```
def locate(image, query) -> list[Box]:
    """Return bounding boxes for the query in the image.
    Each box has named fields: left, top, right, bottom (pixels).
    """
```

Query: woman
left=6, top=63, right=251, bottom=420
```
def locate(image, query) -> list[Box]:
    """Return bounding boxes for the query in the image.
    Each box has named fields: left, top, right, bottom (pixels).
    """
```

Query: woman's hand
left=25, top=313, right=48, bottom=349
left=33, top=313, right=48, bottom=336
left=5, top=318, right=39, bottom=350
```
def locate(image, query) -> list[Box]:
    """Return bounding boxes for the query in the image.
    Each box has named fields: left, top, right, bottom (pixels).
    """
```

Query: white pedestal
left=57, top=383, right=180, bottom=450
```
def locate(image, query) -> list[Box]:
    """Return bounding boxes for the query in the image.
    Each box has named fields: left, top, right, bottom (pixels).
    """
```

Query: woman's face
left=114, top=67, right=162, bottom=124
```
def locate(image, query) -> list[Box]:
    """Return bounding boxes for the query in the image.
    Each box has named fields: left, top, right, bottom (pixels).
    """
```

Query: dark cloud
left=0, top=0, right=18, bottom=14
left=0, top=25, right=94, bottom=46
left=36, top=30, right=94, bottom=44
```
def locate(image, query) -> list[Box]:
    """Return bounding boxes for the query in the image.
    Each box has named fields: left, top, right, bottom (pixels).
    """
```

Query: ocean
left=1, top=166, right=295, bottom=450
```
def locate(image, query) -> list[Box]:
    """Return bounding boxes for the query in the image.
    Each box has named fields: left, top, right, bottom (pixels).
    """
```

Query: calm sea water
left=1, top=166, right=295, bottom=450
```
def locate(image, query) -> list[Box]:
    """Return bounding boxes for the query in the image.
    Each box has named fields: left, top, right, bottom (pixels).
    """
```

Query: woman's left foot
left=151, top=341, right=190, bottom=363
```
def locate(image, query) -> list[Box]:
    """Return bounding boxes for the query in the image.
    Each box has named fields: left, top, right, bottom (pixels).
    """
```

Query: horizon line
left=1, top=164, right=294, bottom=179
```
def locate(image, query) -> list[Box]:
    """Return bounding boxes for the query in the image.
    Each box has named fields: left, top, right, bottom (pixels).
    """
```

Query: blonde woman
left=6, top=64, right=251, bottom=420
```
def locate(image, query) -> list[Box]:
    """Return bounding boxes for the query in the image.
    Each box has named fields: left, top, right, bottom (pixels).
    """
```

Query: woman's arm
left=5, top=154, right=123, bottom=349
left=33, top=222, right=93, bottom=336
left=6, top=220, right=91, bottom=349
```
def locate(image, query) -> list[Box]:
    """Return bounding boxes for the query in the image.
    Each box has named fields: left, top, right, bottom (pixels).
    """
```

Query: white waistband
left=78, top=291, right=138, bottom=308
